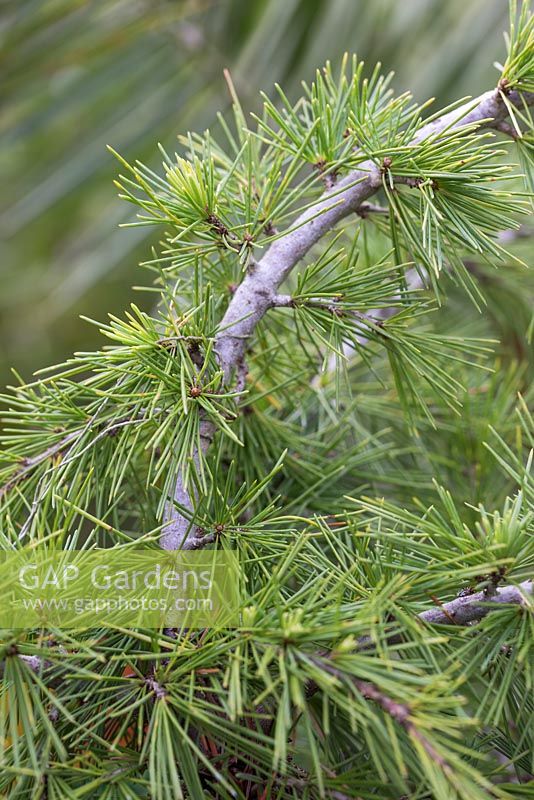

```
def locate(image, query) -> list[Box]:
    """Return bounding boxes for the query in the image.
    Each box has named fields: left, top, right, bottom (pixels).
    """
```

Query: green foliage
left=1, top=2, right=533, bottom=798
left=0, top=0, right=515, bottom=385
left=501, top=0, right=534, bottom=92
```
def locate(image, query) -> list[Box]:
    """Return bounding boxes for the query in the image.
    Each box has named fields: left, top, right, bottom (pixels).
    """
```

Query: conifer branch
left=2, top=579, right=530, bottom=684
left=0, top=429, right=80, bottom=500
left=354, top=578, right=533, bottom=652
left=296, top=579, right=532, bottom=705
left=414, top=578, right=532, bottom=625
left=163, top=87, right=534, bottom=549
left=310, top=657, right=450, bottom=768
left=2, top=6, right=534, bottom=792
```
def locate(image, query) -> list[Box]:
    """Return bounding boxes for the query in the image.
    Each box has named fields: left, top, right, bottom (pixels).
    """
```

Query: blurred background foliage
left=0, top=0, right=518, bottom=386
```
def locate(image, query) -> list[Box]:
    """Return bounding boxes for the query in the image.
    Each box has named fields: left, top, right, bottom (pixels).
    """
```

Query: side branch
left=2, top=580, right=530, bottom=679
left=302, top=579, right=532, bottom=700
left=382, top=578, right=532, bottom=638
left=310, top=657, right=449, bottom=768
left=257, top=579, right=533, bottom=736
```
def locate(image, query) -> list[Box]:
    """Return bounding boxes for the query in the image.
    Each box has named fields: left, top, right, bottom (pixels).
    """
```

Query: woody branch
left=162, top=86, right=534, bottom=550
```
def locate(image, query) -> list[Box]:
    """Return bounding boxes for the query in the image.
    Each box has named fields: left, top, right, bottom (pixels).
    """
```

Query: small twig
left=0, top=650, right=51, bottom=678
left=145, top=676, right=167, bottom=700
left=494, top=119, right=520, bottom=139
left=301, top=579, right=532, bottom=699
left=271, top=293, right=399, bottom=332
left=0, top=408, right=161, bottom=499
left=312, top=657, right=449, bottom=768
left=0, top=429, right=80, bottom=500
left=356, top=201, right=389, bottom=217
left=416, top=578, right=531, bottom=627
left=270, top=294, right=295, bottom=308
left=1, top=407, right=160, bottom=543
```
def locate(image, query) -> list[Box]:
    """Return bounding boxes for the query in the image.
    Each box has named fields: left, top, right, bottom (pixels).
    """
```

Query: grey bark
left=162, top=87, right=534, bottom=550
